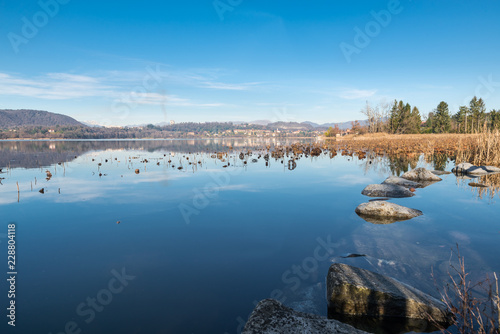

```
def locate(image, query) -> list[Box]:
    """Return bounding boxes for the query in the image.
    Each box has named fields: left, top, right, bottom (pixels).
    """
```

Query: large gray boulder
left=382, top=176, right=423, bottom=188
left=401, top=168, right=442, bottom=182
left=243, top=299, right=369, bottom=334
left=327, top=263, right=450, bottom=323
left=361, top=184, right=415, bottom=198
left=355, top=202, right=422, bottom=225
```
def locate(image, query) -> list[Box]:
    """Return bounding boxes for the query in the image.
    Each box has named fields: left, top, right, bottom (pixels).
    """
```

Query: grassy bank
left=334, top=132, right=500, bottom=167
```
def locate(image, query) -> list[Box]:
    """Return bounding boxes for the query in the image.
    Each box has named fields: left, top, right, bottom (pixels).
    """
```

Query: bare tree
left=361, top=101, right=389, bottom=133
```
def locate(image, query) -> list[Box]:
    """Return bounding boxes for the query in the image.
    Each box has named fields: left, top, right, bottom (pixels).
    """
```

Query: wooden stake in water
left=16, top=181, right=19, bottom=202
left=495, top=272, right=500, bottom=327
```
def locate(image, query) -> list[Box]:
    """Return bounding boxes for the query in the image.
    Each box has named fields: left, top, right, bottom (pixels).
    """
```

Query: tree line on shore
left=358, top=96, right=500, bottom=135
left=0, top=122, right=264, bottom=140
left=0, top=121, right=324, bottom=140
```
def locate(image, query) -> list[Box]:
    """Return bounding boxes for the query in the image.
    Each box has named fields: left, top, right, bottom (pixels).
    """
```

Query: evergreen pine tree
left=433, top=101, right=451, bottom=133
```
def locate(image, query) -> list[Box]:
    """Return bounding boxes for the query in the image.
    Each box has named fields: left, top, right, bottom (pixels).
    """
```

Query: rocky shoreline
left=355, top=167, right=441, bottom=225
left=244, top=163, right=500, bottom=333
left=243, top=263, right=451, bottom=334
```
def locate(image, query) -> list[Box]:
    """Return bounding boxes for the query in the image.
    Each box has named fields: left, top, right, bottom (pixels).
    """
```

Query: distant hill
left=0, top=109, right=83, bottom=128
left=321, top=120, right=369, bottom=130
left=267, top=120, right=370, bottom=131
left=248, top=120, right=272, bottom=126
left=301, top=121, right=321, bottom=128
left=80, top=120, right=103, bottom=128
left=267, top=122, right=315, bottom=130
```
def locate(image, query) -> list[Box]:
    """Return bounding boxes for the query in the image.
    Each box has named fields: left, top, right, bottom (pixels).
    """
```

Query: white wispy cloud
left=177, top=70, right=263, bottom=91
left=0, top=71, right=229, bottom=107
left=119, top=92, right=226, bottom=107
left=99, top=65, right=262, bottom=91
left=0, top=72, right=114, bottom=100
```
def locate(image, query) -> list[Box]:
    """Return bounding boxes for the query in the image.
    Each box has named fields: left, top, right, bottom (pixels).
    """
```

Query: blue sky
left=1, top=0, right=500, bottom=126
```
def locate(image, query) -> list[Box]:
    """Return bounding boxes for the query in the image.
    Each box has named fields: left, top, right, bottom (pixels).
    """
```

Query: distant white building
left=170, top=120, right=175, bottom=125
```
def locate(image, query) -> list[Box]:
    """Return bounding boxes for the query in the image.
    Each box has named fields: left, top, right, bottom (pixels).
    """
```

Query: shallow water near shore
left=1, top=139, right=499, bottom=334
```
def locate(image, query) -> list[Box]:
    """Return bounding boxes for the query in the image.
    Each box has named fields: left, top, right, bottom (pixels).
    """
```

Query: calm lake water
left=1, top=139, right=499, bottom=334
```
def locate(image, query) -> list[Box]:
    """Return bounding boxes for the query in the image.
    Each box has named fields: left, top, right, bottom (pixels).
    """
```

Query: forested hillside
left=0, top=109, right=83, bottom=128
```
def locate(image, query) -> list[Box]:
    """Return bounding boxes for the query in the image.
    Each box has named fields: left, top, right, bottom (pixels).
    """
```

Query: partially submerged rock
left=243, top=299, right=369, bottom=334
left=355, top=202, right=422, bottom=224
left=327, top=263, right=450, bottom=323
left=401, top=168, right=442, bottom=182
left=466, top=166, right=500, bottom=175
left=469, top=183, right=488, bottom=188
left=418, top=180, right=441, bottom=188
left=484, top=166, right=500, bottom=173
left=361, top=184, right=415, bottom=198
left=431, top=170, right=452, bottom=175
left=382, top=176, right=423, bottom=188
left=368, top=198, right=390, bottom=202
left=452, top=163, right=500, bottom=175
left=356, top=215, right=408, bottom=225
left=452, top=162, right=474, bottom=173
left=341, top=253, right=366, bottom=258
left=330, top=312, right=445, bottom=334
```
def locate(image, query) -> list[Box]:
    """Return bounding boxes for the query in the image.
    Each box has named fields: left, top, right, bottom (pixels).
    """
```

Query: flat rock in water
left=452, top=163, right=500, bottom=175
left=468, top=166, right=500, bottom=175
left=469, top=183, right=488, bottom=188
left=382, top=176, right=423, bottom=188
left=467, top=166, right=490, bottom=175
left=243, top=299, right=369, bottom=334
left=485, top=165, right=500, bottom=173
left=368, top=197, right=390, bottom=202
left=419, top=180, right=441, bottom=188
left=361, top=184, right=415, bottom=198
left=355, top=201, right=422, bottom=220
left=431, top=170, right=452, bottom=175
left=401, top=168, right=442, bottom=182
left=327, top=263, right=450, bottom=323
left=341, top=253, right=367, bottom=258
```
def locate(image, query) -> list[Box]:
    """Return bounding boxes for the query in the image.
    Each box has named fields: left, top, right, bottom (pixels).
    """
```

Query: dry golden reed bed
left=333, top=131, right=500, bottom=167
